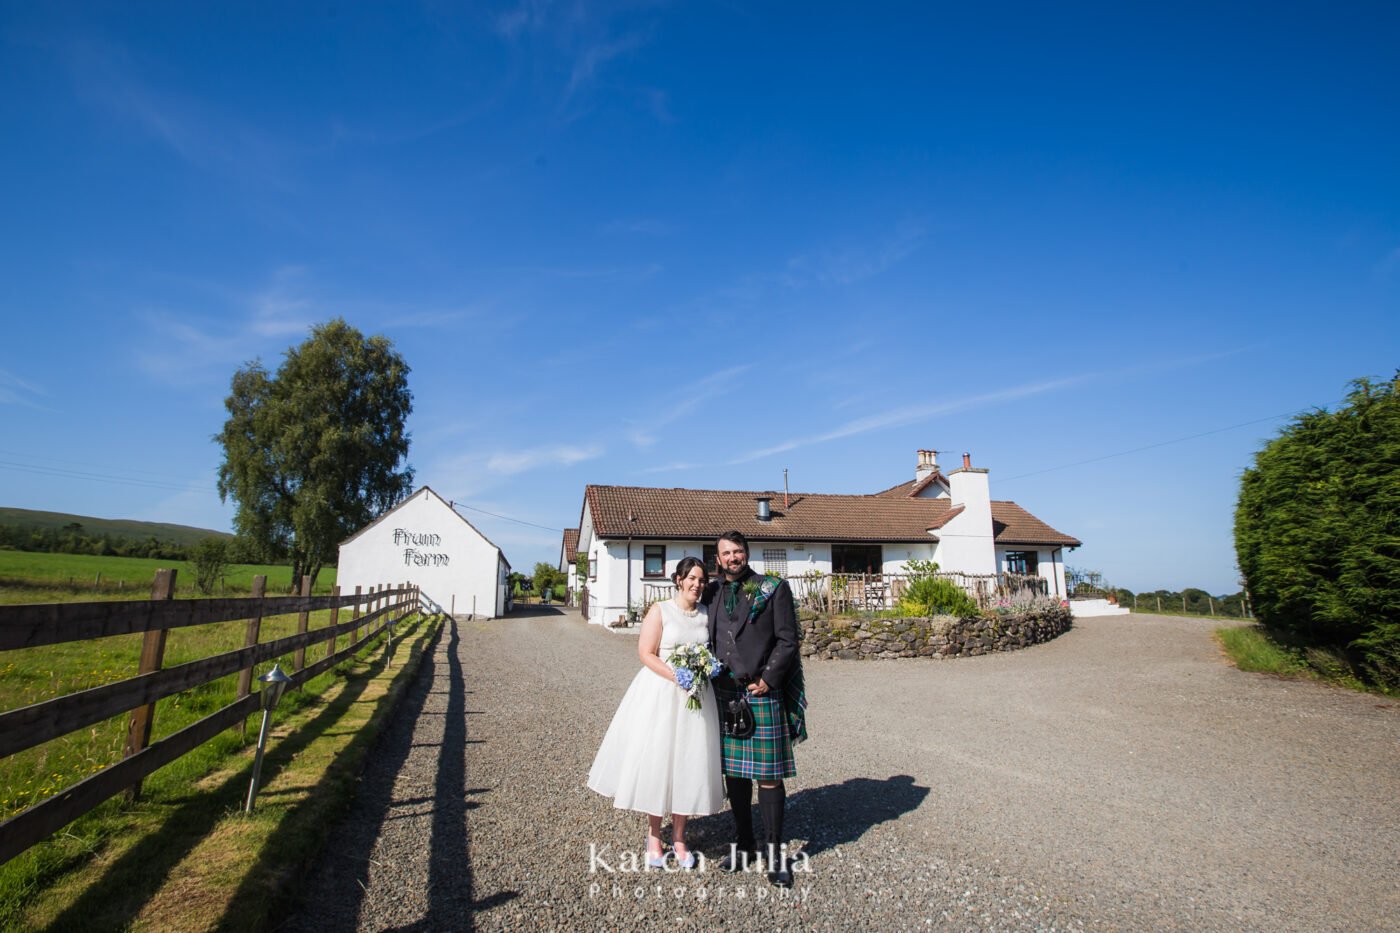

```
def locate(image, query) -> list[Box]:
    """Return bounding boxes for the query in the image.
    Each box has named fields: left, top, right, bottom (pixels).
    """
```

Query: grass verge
left=1215, top=624, right=1396, bottom=697
left=0, top=612, right=444, bottom=932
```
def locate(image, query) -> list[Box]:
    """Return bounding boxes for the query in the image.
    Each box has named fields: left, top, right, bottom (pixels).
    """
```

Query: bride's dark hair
left=671, top=556, right=708, bottom=584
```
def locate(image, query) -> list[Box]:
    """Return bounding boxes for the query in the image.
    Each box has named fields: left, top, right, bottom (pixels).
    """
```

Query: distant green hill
left=0, top=507, right=231, bottom=547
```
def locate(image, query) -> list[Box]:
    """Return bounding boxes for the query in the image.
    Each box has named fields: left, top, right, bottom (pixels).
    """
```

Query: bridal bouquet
left=666, top=644, right=722, bottom=711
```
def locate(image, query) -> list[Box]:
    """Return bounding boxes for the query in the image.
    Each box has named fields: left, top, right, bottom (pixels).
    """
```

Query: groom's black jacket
left=704, top=567, right=800, bottom=689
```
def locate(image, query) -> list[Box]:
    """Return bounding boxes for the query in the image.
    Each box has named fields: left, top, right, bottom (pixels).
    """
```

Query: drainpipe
left=1051, top=548, right=1062, bottom=597
left=626, top=536, right=633, bottom=615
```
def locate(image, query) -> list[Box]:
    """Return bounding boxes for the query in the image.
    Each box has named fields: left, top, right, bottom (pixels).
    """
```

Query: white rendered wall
left=939, top=468, right=996, bottom=575
left=995, top=547, right=1068, bottom=597
left=338, top=489, right=506, bottom=620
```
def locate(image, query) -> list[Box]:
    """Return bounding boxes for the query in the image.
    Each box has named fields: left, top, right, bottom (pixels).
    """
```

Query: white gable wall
left=338, top=488, right=507, bottom=619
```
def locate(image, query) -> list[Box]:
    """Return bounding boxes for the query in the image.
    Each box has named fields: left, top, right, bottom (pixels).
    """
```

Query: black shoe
left=717, top=845, right=758, bottom=872
left=766, top=864, right=794, bottom=888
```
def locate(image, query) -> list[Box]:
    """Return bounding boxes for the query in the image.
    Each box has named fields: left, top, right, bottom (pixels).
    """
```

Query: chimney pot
left=962, top=452, right=971, bottom=470
left=755, top=497, right=772, bottom=522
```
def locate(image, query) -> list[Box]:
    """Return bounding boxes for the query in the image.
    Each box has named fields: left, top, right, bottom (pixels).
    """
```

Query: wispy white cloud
left=491, top=1, right=663, bottom=120
left=727, top=376, right=1095, bottom=466
left=250, top=266, right=317, bottom=337
left=564, top=31, right=649, bottom=102
left=0, top=368, right=49, bottom=408
left=638, top=460, right=703, bottom=474
left=776, top=222, right=925, bottom=289
left=599, top=218, right=676, bottom=236
left=625, top=365, right=752, bottom=449
left=492, top=0, right=552, bottom=38
left=486, top=443, right=604, bottom=475
left=1375, top=245, right=1400, bottom=280
left=724, top=349, right=1251, bottom=466
left=65, top=38, right=299, bottom=191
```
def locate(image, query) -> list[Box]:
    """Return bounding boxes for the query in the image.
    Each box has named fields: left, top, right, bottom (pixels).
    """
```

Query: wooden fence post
left=293, top=575, right=312, bottom=678
left=351, top=585, right=363, bottom=646
left=124, top=568, right=176, bottom=800
left=235, top=575, right=268, bottom=735
left=326, top=585, right=341, bottom=660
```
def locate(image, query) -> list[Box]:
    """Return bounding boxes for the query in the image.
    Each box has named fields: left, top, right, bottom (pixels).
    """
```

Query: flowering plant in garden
left=666, top=644, right=722, bottom=710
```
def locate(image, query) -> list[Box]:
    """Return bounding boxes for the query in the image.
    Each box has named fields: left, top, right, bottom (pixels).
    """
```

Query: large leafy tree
left=1234, top=373, right=1400, bottom=685
left=217, top=319, right=414, bottom=589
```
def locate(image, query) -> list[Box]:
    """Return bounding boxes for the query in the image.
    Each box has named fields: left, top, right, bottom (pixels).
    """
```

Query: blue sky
left=2, top=1, right=1397, bottom=594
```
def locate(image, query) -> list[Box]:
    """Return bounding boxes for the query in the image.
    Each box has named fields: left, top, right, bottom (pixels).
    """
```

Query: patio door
left=831, top=544, right=883, bottom=574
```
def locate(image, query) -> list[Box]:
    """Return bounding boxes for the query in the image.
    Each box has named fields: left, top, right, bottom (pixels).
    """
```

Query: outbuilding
left=337, top=486, right=511, bottom=619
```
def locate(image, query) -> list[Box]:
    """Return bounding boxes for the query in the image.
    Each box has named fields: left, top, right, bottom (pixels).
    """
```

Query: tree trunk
left=308, top=563, right=322, bottom=592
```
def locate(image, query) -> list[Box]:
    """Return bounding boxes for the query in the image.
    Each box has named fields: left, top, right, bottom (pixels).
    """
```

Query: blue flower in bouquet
left=674, top=667, right=695, bottom=690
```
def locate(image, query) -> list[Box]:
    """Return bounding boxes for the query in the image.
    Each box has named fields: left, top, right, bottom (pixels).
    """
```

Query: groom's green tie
left=724, top=580, right=742, bottom=617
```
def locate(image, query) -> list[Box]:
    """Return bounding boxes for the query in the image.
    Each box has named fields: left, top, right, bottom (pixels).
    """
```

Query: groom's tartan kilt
left=714, top=684, right=796, bottom=780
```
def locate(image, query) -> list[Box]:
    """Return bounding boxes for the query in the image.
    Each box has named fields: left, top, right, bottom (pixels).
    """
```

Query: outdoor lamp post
left=245, top=663, right=292, bottom=813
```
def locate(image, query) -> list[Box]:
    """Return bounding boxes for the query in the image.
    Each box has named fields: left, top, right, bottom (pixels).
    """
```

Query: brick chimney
left=915, top=449, right=939, bottom=483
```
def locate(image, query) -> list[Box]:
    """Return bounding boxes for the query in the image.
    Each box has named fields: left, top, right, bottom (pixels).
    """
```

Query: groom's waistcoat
left=704, top=567, right=800, bottom=689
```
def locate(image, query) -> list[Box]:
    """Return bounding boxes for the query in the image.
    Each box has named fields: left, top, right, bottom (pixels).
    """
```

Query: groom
left=704, top=530, right=805, bottom=888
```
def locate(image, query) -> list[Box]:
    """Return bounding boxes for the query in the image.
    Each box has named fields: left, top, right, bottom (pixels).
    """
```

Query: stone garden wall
left=798, top=606, right=1072, bottom=660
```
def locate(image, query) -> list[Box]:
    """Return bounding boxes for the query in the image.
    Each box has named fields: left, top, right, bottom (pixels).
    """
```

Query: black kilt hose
left=704, top=571, right=808, bottom=781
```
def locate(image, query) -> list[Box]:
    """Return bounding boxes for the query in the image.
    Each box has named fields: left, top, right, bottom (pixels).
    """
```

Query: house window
left=643, top=545, right=666, bottom=578
left=703, top=544, right=717, bottom=575
left=589, top=556, right=597, bottom=580
left=1005, top=550, right=1039, bottom=575
left=832, top=544, right=883, bottom=575
left=762, top=548, right=788, bottom=577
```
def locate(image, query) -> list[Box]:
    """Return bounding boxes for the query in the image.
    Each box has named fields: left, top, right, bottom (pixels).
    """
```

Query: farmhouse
left=338, top=486, right=512, bottom=619
left=558, top=526, right=580, bottom=602
left=574, top=449, right=1081, bottom=626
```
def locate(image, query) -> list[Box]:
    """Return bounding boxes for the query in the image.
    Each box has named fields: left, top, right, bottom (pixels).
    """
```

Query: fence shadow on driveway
left=282, top=616, right=518, bottom=931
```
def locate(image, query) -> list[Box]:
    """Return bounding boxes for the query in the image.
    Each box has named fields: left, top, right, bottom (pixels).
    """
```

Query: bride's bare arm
left=637, top=604, right=677, bottom=682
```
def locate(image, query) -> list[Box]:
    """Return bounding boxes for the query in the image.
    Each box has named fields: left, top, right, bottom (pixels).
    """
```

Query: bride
left=586, top=556, right=725, bottom=868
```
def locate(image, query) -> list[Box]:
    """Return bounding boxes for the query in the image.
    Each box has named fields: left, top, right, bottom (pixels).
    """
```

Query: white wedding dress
left=587, top=598, right=725, bottom=817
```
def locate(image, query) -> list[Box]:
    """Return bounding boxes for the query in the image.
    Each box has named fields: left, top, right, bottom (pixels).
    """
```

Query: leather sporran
left=721, top=693, right=756, bottom=740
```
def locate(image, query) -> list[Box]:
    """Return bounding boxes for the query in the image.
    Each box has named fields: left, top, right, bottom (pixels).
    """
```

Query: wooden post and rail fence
left=0, top=570, right=427, bottom=867
left=640, top=570, right=1052, bottom=616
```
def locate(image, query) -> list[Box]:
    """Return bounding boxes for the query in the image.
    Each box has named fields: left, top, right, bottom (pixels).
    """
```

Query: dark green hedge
left=1234, top=373, right=1400, bottom=686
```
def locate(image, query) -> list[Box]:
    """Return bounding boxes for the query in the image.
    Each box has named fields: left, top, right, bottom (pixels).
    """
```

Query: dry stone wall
left=798, top=606, right=1072, bottom=660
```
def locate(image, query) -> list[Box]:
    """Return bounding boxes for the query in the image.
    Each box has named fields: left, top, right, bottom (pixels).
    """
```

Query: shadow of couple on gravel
left=678, top=775, right=930, bottom=861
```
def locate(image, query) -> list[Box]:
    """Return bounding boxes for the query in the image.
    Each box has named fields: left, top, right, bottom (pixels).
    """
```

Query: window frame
left=1005, top=550, right=1040, bottom=575
left=642, top=544, right=667, bottom=578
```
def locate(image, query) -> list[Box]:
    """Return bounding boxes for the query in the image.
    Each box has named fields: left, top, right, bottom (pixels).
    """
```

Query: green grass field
left=0, top=550, right=336, bottom=603
left=0, top=556, right=418, bottom=930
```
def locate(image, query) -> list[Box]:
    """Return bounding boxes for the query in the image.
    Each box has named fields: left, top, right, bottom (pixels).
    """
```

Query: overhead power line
left=998, top=403, right=1340, bottom=484
left=450, top=500, right=563, bottom=534
left=0, top=459, right=218, bottom=494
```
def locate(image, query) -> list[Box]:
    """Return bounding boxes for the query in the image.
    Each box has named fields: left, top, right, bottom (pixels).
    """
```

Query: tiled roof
left=873, top=473, right=947, bottom=498
left=560, top=527, right=579, bottom=562
left=990, top=501, right=1082, bottom=547
left=584, top=485, right=1077, bottom=547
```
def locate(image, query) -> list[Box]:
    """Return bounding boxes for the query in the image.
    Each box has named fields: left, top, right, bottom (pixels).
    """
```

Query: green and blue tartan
left=715, top=673, right=807, bottom=780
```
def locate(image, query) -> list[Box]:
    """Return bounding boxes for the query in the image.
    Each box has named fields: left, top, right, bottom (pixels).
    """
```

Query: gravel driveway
left=288, top=608, right=1400, bottom=932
